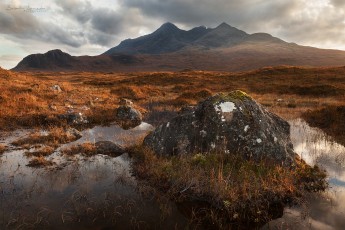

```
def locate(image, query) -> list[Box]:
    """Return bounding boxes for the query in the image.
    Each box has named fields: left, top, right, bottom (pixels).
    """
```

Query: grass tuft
left=129, top=146, right=327, bottom=228
left=27, top=156, right=54, bottom=168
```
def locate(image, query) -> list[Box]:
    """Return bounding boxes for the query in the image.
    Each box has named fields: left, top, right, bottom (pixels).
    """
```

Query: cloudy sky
left=1, top=0, right=345, bottom=69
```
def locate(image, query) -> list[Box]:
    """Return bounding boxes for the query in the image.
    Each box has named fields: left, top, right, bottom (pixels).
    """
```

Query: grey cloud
left=88, top=31, right=118, bottom=46
left=331, top=0, right=345, bottom=7
left=120, top=0, right=298, bottom=29
left=120, top=0, right=345, bottom=48
left=90, top=9, right=123, bottom=34
left=55, top=0, right=93, bottom=24
left=0, top=3, right=82, bottom=47
left=54, top=0, right=126, bottom=46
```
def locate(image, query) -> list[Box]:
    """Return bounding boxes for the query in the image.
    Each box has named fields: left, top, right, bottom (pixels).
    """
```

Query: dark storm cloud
left=120, top=0, right=298, bottom=28
left=54, top=0, right=125, bottom=46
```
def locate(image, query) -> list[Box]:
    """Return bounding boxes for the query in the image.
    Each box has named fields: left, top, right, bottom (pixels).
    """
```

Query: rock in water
left=95, top=141, right=125, bottom=157
left=144, top=90, right=296, bottom=165
left=116, top=104, right=142, bottom=130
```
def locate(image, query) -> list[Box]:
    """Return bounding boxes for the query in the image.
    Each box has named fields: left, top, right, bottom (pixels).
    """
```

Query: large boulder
left=144, top=91, right=297, bottom=165
left=115, top=104, right=142, bottom=130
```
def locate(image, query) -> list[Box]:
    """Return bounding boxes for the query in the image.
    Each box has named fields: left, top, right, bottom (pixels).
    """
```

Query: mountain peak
left=156, top=22, right=180, bottom=32
left=217, top=22, right=231, bottom=29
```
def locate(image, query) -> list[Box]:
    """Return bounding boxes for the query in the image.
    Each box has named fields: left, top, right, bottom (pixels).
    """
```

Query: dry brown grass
left=2, top=66, right=345, bottom=130
left=62, top=143, right=97, bottom=156
left=129, top=146, right=327, bottom=228
left=27, top=156, right=54, bottom=168
left=25, top=146, right=55, bottom=157
left=0, top=144, right=7, bottom=154
left=303, top=106, right=345, bottom=145
left=12, top=127, right=79, bottom=149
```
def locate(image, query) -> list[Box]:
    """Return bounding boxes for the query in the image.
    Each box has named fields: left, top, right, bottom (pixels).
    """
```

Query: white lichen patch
left=244, top=125, right=249, bottom=132
left=200, top=130, right=207, bottom=137
left=274, top=136, right=277, bottom=142
left=256, top=138, right=262, bottom=144
left=215, top=102, right=236, bottom=113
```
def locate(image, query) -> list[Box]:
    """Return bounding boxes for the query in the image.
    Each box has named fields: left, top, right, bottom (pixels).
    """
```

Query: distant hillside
left=13, top=22, right=345, bottom=72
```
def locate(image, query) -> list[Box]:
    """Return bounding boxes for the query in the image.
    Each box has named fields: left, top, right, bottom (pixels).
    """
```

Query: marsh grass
left=12, top=127, right=80, bottom=150
left=0, top=144, right=7, bottom=154
left=303, top=106, right=345, bottom=145
left=130, top=146, right=327, bottom=228
left=62, top=143, right=97, bottom=156
left=25, top=146, right=55, bottom=157
left=1, top=66, right=345, bottom=130
left=27, top=156, right=54, bottom=168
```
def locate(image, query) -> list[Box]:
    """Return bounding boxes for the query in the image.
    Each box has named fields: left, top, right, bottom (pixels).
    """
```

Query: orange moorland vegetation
left=1, top=66, right=345, bottom=131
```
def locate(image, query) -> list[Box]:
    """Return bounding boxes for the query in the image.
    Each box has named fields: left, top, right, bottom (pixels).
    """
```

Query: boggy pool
left=1, top=119, right=345, bottom=229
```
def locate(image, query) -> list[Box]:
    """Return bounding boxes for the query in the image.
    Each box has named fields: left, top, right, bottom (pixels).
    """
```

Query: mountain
left=13, top=49, right=76, bottom=71
left=104, top=22, right=211, bottom=55
left=12, top=22, right=345, bottom=72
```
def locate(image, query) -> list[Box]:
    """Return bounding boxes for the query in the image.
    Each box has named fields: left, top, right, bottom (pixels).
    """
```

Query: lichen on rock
left=144, top=90, right=297, bottom=165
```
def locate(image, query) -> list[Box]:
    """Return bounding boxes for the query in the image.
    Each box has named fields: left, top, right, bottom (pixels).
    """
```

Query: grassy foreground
left=130, top=146, right=327, bottom=228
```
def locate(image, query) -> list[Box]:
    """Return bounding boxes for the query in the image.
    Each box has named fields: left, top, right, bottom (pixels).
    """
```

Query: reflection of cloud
left=280, top=120, right=345, bottom=230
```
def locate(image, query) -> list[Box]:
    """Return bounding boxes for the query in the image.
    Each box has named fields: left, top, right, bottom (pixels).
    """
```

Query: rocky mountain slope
left=12, top=23, right=345, bottom=72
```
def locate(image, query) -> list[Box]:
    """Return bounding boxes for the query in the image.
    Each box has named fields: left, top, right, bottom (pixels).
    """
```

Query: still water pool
left=1, top=119, right=344, bottom=229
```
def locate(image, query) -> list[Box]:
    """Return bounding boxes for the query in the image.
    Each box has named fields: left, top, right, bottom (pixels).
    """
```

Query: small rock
left=58, top=112, right=88, bottom=125
left=119, top=98, right=134, bottom=106
left=51, top=84, right=62, bottom=92
left=95, top=141, right=125, bottom=157
left=116, top=105, right=142, bottom=130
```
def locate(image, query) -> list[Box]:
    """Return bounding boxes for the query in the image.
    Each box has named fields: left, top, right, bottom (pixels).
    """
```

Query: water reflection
left=265, top=119, right=345, bottom=230
left=0, top=124, right=187, bottom=229
left=3, top=120, right=344, bottom=229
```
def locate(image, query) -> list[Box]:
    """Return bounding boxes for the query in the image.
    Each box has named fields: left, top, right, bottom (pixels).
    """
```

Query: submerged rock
left=95, top=141, right=125, bottom=157
left=144, top=90, right=296, bottom=165
left=115, top=104, right=142, bottom=130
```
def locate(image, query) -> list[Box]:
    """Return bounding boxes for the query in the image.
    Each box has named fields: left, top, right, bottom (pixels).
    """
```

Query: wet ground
left=1, top=120, right=345, bottom=229
left=265, top=119, right=345, bottom=230
left=0, top=123, right=187, bottom=229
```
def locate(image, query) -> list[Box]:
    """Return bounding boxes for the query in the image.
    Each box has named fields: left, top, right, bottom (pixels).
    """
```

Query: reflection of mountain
left=13, top=23, right=345, bottom=72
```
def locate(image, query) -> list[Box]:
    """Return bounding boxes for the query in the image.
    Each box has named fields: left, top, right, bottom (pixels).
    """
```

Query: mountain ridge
left=12, top=22, right=345, bottom=72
